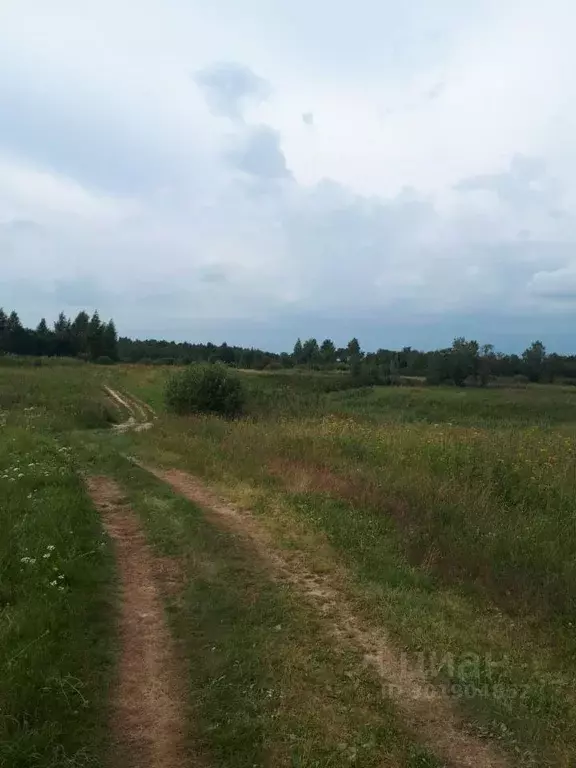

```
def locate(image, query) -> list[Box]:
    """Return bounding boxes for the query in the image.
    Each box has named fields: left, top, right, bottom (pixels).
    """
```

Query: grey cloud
left=51, top=278, right=112, bottom=308
left=3, top=277, right=117, bottom=325
left=2, top=218, right=43, bottom=234
left=280, top=181, right=438, bottom=311
left=455, top=154, right=563, bottom=210
left=199, top=266, right=229, bottom=284
left=0, top=77, right=177, bottom=195
left=194, top=62, right=271, bottom=121
left=225, top=124, right=292, bottom=179
left=426, top=81, right=445, bottom=100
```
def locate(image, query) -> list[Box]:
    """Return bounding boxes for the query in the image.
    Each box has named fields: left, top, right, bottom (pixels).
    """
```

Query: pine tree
left=87, top=311, right=104, bottom=360
left=36, top=318, right=52, bottom=356
left=102, top=320, right=118, bottom=361
left=53, top=312, right=72, bottom=356
left=71, top=311, right=90, bottom=357
left=0, top=309, right=7, bottom=354
left=7, top=311, right=24, bottom=354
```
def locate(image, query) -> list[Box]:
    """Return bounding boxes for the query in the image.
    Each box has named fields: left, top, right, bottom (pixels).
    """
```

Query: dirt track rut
left=86, top=475, right=188, bottom=768
left=104, top=386, right=154, bottom=432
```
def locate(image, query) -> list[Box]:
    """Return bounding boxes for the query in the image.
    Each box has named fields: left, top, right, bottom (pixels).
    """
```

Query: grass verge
left=0, top=420, right=114, bottom=767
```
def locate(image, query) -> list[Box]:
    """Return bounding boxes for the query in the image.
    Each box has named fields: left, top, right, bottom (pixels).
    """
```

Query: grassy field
left=2, top=361, right=576, bottom=766
left=0, top=366, right=116, bottom=767
left=114, top=366, right=576, bottom=766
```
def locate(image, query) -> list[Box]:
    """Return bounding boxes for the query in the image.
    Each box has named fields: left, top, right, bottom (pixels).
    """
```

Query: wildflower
left=50, top=580, right=58, bottom=587
left=47, top=545, right=55, bottom=551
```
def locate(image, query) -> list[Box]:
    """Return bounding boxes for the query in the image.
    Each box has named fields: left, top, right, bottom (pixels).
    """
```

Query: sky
left=2, top=0, right=576, bottom=352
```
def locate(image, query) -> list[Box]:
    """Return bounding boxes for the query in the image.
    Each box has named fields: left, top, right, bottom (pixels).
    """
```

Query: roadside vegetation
left=165, top=363, right=245, bottom=416
left=0, top=367, right=115, bottom=768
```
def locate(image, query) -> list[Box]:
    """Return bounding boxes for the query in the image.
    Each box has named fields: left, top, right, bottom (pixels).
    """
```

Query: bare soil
left=104, top=386, right=153, bottom=432
left=86, top=475, right=189, bottom=768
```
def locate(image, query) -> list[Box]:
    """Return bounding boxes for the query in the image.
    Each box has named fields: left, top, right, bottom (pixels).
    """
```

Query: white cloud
left=0, top=156, right=133, bottom=222
left=529, top=266, right=576, bottom=301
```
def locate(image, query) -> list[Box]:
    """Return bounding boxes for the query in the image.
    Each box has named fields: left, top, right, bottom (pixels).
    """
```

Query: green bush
left=165, top=363, right=245, bottom=416
left=94, top=355, right=115, bottom=365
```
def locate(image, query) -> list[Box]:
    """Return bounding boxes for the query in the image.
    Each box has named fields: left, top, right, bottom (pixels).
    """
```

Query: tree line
left=288, top=336, right=576, bottom=385
left=3, top=307, right=576, bottom=385
left=0, top=309, right=118, bottom=361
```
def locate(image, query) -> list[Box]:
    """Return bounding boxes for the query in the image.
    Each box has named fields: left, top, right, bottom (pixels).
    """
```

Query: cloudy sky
left=2, top=0, right=576, bottom=351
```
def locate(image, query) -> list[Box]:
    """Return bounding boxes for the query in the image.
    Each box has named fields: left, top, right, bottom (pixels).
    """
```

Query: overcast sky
left=2, top=0, right=576, bottom=351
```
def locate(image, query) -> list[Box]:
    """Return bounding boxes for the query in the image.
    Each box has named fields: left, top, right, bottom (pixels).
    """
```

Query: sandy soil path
left=104, top=386, right=153, bottom=432
left=86, top=475, right=189, bottom=768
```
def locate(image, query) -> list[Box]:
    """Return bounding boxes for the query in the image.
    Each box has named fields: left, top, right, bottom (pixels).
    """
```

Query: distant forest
left=2, top=307, right=576, bottom=385
left=0, top=309, right=118, bottom=362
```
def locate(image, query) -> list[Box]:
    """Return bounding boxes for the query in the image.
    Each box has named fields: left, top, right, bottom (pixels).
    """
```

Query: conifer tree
left=7, top=311, right=24, bottom=354
left=71, top=311, right=90, bottom=357
left=0, top=309, right=7, bottom=354
left=53, top=312, right=72, bottom=356
left=36, top=318, right=52, bottom=356
left=87, top=311, right=104, bottom=360
left=102, top=320, right=118, bottom=361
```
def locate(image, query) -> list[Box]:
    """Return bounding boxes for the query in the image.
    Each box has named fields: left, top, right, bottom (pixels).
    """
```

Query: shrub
left=94, top=355, right=115, bottom=365
left=165, top=363, right=245, bottom=416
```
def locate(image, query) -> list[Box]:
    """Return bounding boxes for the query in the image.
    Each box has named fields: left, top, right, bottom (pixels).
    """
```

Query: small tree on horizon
left=522, top=340, right=547, bottom=382
left=320, top=338, right=336, bottom=365
left=293, top=338, right=303, bottom=364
